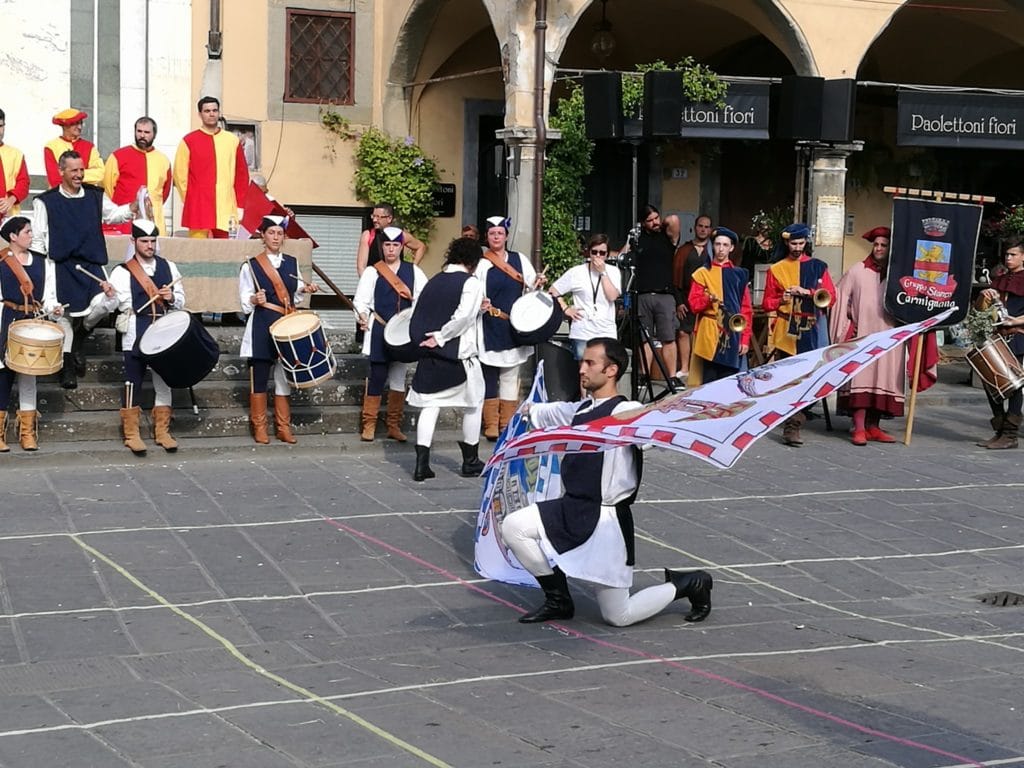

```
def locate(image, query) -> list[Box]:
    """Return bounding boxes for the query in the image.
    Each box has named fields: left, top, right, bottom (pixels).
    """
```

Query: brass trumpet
left=728, top=313, right=747, bottom=333
left=812, top=288, right=831, bottom=309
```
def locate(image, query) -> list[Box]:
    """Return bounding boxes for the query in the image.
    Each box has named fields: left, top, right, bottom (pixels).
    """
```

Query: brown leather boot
left=386, top=390, right=408, bottom=442
left=499, top=399, right=518, bottom=433
left=781, top=416, right=803, bottom=446
left=273, top=395, right=297, bottom=444
left=987, top=414, right=1020, bottom=450
left=16, top=410, right=38, bottom=451
left=361, top=394, right=381, bottom=441
left=151, top=406, right=178, bottom=452
left=482, top=398, right=499, bottom=442
left=249, top=393, right=270, bottom=444
left=119, top=406, right=147, bottom=456
left=0, top=412, right=9, bottom=452
left=977, top=415, right=1005, bottom=447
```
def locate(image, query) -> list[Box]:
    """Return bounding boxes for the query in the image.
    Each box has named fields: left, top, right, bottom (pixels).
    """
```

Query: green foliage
left=542, top=85, right=592, bottom=281
left=353, top=128, right=440, bottom=241
left=318, top=105, right=356, bottom=157
left=621, top=58, right=728, bottom=118
left=750, top=205, right=794, bottom=241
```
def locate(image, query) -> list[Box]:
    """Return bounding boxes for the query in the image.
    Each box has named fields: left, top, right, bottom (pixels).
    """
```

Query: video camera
left=606, top=222, right=642, bottom=270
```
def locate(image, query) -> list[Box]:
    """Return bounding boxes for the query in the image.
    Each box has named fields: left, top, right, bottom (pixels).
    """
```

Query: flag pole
left=903, top=337, right=924, bottom=445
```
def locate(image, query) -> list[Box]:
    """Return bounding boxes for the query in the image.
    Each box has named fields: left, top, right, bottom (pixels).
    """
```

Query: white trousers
left=498, top=365, right=518, bottom=400
left=501, top=504, right=677, bottom=627
left=416, top=404, right=483, bottom=447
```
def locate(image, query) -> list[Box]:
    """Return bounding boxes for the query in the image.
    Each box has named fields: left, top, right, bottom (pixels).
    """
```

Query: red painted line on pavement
left=321, top=515, right=985, bottom=768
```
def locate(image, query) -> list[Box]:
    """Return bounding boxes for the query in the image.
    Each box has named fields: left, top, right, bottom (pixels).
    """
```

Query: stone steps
left=6, top=325, right=433, bottom=442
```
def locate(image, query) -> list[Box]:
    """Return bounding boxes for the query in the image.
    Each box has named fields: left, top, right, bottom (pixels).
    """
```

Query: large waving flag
left=487, top=309, right=953, bottom=472
left=474, top=362, right=562, bottom=586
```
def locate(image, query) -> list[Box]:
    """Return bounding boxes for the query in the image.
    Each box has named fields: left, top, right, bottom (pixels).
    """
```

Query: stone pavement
left=0, top=391, right=1022, bottom=767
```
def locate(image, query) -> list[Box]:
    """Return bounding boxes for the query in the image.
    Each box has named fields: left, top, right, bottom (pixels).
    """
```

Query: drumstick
left=74, top=263, right=107, bottom=285
left=137, top=276, right=184, bottom=313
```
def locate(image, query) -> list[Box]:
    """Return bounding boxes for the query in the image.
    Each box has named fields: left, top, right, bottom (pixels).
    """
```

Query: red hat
left=862, top=226, right=891, bottom=242
left=53, top=108, right=87, bottom=126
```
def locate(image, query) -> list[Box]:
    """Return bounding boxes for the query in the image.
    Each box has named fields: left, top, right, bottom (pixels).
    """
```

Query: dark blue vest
left=711, top=266, right=749, bottom=370
left=481, top=251, right=524, bottom=352
left=369, top=261, right=414, bottom=363
left=537, top=395, right=640, bottom=563
left=246, top=254, right=298, bottom=361
left=120, top=257, right=173, bottom=350
left=410, top=270, right=471, bottom=393
left=797, top=258, right=830, bottom=354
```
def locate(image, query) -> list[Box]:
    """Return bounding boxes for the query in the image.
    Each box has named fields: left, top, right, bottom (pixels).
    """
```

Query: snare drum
left=966, top=334, right=1024, bottom=400
left=383, top=308, right=423, bottom=363
left=510, top=291, right=564, bottom=346
left=270, top=311, right=336, bottom=389
left=138, top=311, right=221, bottom=388
left=4, top=319, right=65, bottom=376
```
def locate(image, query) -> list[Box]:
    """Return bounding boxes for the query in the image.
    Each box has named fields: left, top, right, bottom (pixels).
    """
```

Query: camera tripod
left=620, top=264, right=680, bottom=403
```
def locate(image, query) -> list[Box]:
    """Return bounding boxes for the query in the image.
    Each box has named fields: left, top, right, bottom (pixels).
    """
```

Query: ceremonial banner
left=885, top=197, right=980, bottom=325
left=474, top=363, right=562, bottom=587
left=486, top=310, right=953, bottom=472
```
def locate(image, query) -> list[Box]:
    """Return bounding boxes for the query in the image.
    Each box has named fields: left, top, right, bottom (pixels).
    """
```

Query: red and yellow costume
left=173, top=128, right=249, bottom=233
left=103, top=145, right=172, bottom=234
left=43, top=136, right=104, bottom=188
left=0, top=143, right=29, bottom=216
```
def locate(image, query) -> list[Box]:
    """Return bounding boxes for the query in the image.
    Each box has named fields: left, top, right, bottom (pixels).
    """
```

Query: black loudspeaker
left=583, top=73, right=623, bottom=140
left=776, top=75, right=824, bottom=140
left=643, top=70, right=683, bottom=137
left=821, top=78, right=857, bottom=142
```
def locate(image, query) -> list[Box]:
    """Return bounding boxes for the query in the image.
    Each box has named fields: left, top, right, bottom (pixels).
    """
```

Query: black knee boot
left=519, top=567, right=575, bottom=623
left=458, top=441, right=485, bottom=477
left=413, top=445, right=435, bottom=482
left=664, top=569, right=713, bottom=622
left=60, top=353, right=78, bottom=389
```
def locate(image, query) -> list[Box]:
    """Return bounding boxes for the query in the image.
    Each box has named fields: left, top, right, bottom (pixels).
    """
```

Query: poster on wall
left=885, top=196, right=981, bottom=325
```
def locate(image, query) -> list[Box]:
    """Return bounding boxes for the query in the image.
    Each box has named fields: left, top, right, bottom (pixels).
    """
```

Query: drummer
left=99, top=219, right=185, bottom=455
left=239, top=214, right=318, bottom=445
left=548, top=233, right=622, bottom=361
left=975, top=240, right=1024, bottom=450
left=0, top=216, right=61, bottom=452
left=477, top=215, right=545, bottom=441
left=353, top=226, right=427, bottom=442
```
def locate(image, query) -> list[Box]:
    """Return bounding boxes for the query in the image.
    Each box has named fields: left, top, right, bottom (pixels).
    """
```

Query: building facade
left=7, top=1, right=1024, bottom=281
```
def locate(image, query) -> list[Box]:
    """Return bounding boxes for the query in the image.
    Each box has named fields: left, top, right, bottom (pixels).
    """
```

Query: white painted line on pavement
left=1, top=635, right=1022, bottom=743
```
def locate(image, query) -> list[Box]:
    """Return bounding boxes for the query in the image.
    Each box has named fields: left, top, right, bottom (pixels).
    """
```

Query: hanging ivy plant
left=621, top=58, right=728, bottom=119
left=542, top=85, right=592, bottom=282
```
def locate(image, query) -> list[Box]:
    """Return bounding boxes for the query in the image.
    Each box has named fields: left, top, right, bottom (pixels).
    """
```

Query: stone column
left=807, top=142, right=863, bottom=276
left=495, top=126, right=559, bottom=271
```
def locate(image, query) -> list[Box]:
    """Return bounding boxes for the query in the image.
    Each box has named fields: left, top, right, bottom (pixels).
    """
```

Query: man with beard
left=500, top=337, right=712, bottom=627
left=672, top=214, right=713, bottom=378
left=975, top=241, right=1024, bottom=449
left=103, top=117, right=173, bottom=234
left=830, top=227, right=904, bottom=446
left=619, top=204, right=682, bottom=386
left=762, top=223, right=836, bottom=446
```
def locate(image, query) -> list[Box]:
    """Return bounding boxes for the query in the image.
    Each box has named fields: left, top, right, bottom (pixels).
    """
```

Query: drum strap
left=485, top=306, right=510, bottom=321
left=483, top=250, right=524, bottom=284
left=373, top=263, right=413, bottom=301
left=124, top=257, right=164, bottom=315
left=0, top=248, right=36, bottom=313
left=254, top=252, right=294, bottom=312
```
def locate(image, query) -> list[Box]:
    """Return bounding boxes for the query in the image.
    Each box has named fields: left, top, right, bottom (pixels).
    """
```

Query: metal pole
left=531, top=0, right=547, bottom=272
